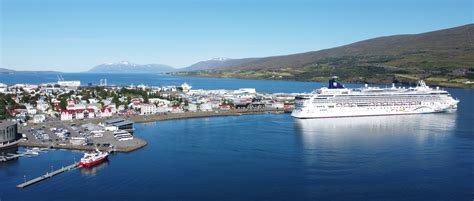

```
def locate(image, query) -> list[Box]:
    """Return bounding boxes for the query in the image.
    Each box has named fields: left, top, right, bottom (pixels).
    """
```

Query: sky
left=0, top=0, right=472, bottom=72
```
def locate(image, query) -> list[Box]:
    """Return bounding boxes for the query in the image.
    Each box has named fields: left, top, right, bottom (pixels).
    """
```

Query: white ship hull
left=292, top=104, right=457, bottom=118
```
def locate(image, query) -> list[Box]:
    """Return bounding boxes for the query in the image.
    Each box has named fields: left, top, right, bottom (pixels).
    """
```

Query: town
left=0, top=79, right=294, bottom=123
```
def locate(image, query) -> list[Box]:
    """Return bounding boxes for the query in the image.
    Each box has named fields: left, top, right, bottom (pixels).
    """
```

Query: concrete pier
left=0, top=153, right=22, bottom=162
left=16, top=162, right=79, bottom=188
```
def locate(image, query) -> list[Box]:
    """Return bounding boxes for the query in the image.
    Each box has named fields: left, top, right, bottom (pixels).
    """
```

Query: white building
left=58, top=80, right=81, bottom=88
left=139, top=104, right=157, bottom=115
left=267, top=102, right=284, bottom=109
left=60, top=111, right=73, bottom=121
left=171, top=106, right=184, bottom=113
left=148, top=98, right=171, bottom=106
left=75, top=112, right=84, bottom=120
left=0, top=83, right=7, bottom=93
left=235, top=88, right=256, bottom=94
left=25, top=104, right=37, bottom=115
left=36, top=102, right=50, bottom=112
left=88, top=98, right=99, bottom=104
left=100, top=108, right=113, bottom=117
left=187, top=104, right=197, bottom=112
left=199, top=103, right=213, bottom=112
left=156, top=105, right=171, bottom=113
left=33, top=114, right=46, bottom=123
left=181, top=82, right=192, bottom=92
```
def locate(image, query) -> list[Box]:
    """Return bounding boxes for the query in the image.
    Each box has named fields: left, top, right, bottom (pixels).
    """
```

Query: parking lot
left=18, top=121, right=146, bottom=152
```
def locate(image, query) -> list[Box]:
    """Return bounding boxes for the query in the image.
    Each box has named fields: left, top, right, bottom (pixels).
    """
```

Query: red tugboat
left=79, top=149, right=109, bottom=167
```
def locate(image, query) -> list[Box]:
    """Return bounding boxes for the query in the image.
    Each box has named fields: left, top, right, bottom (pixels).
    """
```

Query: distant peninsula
left=0, top=68, right=59, bottom=74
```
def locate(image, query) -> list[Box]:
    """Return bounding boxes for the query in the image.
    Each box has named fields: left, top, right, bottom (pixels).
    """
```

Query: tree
left=100, top=90, right=108, bottom=99
left=21, top=93, right=31, bottom=104
left=0, top=98, right=10, bottom=120
left=112, top=94, right=120, bottom=107
left=59, top=98, right=68, bottom=110
left=143, top=93, right=149, bottom=104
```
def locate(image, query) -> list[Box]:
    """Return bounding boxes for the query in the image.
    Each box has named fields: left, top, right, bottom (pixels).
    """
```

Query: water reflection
left=80, top=160, right=109, bottom=176
left=293, top=113, right=458, bottom=184
left=294, top=113, right=457, bottom=149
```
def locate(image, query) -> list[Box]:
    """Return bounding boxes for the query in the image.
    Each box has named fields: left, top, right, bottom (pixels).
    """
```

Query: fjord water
left=1, top=74, right=473, bottom=200
left=0, top=73, right=328, bottom=93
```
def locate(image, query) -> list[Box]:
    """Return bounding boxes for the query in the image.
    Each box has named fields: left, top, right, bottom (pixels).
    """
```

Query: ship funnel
left=328, top=77, right=344, bottom=89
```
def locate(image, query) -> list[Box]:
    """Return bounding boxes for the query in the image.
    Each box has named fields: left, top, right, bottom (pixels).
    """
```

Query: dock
left=16, top=162, right=79, bottom=188
left=1, top=153, right=33, bottom=162
left=1, top=148, right=50, bottom=162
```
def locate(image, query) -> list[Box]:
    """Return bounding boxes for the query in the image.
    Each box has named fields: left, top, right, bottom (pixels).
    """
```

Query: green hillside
left=177, top=24, right=474, bottom=88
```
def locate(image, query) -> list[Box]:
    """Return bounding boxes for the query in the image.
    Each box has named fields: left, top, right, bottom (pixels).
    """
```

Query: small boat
left=79, top=149, right=109, bottom=168
left=24, top=148, right=40, bottom=156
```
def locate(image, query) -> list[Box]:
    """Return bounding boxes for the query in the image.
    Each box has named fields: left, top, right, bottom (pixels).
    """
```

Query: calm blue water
left=1, top=75, right=473, bottom=201
left=0, top=73, right=364, bottom=93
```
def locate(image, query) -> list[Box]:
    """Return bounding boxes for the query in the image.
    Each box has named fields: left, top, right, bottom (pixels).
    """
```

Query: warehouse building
left=0, top=121, right=19, bottom=149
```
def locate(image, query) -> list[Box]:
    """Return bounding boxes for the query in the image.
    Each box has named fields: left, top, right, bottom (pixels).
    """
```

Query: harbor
left=12, top=108, right=287, bottom=154
left=0, top=79, right=292, bottom=190
left=0, top=75, right=472, bottom=201
left=1, top=79, right=293, bottom=156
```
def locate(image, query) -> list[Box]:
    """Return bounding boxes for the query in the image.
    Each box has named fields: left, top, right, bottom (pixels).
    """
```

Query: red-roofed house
left=100, top=108, right=113, bottom=118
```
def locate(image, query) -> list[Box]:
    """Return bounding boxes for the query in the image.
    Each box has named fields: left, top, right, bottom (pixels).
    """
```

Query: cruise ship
left=291, top=77, right=459, bottom=118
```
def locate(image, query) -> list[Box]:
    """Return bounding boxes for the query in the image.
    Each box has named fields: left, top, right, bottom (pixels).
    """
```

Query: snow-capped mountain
left=88, top=61, right=176, bottom=73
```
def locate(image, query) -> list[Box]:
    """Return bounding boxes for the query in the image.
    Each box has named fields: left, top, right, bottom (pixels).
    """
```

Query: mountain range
left=87, top=61, right=175, bottom=73
left=86, top=58, right=260, bottom=73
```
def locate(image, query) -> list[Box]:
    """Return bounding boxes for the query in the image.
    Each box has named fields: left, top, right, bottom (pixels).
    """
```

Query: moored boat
left=79, top=149, right=109, bottom=167
left=292, top=77, right=459, bottom=118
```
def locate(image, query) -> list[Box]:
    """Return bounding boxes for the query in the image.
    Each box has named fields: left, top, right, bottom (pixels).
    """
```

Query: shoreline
left=171, top=73, right=474, bottom=89
left=18, top=138, right=147, bottom=153
left=128, top=109, right=288, bottom=123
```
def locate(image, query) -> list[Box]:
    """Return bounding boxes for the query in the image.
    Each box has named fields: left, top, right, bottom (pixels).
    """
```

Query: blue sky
left=1, top=0, right=472, bottom=72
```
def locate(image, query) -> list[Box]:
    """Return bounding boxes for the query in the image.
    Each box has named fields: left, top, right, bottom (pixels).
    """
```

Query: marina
left=0, top=148, right=49, bottom=162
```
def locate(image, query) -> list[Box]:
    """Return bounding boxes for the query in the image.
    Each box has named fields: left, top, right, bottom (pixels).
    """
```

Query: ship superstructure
left=291, top=77, right=459, bottom=118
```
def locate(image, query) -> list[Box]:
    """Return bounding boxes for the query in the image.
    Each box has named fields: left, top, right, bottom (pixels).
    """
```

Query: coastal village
left=1, top=79, right=295, bottom=155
